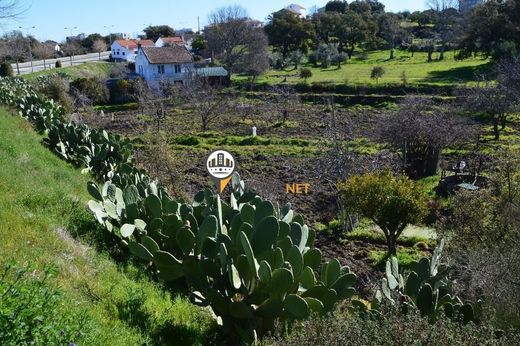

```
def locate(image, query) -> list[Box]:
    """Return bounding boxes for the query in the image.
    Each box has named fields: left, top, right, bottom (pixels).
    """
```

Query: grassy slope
left=21, top=62, right=113, bottom=80
left=237, top=50, right=490, bottom=86
left=0, top=108, right=215, bottom=345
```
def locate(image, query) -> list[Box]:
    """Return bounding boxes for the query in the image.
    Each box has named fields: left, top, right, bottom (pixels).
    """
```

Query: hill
left=0, top=107, right=215, bottom=345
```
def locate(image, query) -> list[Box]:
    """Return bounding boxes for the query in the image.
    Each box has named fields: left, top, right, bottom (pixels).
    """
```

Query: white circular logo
left=206, top=150, right=235, bottom=180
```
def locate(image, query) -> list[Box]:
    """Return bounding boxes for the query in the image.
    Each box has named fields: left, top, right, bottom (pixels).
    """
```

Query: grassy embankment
left=0, top=108, right=216, bottom=345
left=21, top=61, right=113, bottom=80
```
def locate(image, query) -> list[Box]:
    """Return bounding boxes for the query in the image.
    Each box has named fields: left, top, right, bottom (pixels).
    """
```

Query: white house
left=285, top=4, right=307, bottom=17
left=155, top=36, right=185, bottom=47
left=111, top=39, right=154, bottom=62
left=135, top=45, right=194, bottom=87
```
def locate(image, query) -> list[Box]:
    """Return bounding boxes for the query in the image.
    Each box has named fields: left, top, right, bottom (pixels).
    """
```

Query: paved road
left=12, top=51, right=112, bottom=75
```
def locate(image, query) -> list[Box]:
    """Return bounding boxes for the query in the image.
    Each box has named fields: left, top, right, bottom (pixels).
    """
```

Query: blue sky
left=1, top=0, right=427, bottom=41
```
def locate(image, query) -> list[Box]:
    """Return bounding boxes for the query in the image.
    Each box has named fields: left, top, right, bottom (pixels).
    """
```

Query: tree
left=32, top=42, right=54, bottom=70
left=263, top=84, right=301, bottom=125
left=2, top=31, right=28, bottom=75
left=380, top=97, right=475, bottom=179
left=427, top=0, right=460, bottom=60
left=0, top=0, right=26, bottom=21
left=206, top=5, right=268, bottom=78
left=459, top=0, right=520, bottom=60
left=180, top=77, right=229, bottom=131
left=92, top=39, right=107, bottom=60
left=314, top=11, right=342, bottom=45
left=62, top=40, right=81, bottom=64
left=191, top=34, right=207, bottom=54
left=300, top=68, right=312, bottom=81
left=378, top=13, right=401, bottom=60
left=370, top=66, right=385, bottom=83
left=325, top=0, right=348, bottom=13
left=82, top=33, right=104, bottom=51
left=265, top=9, right=315, bottom=59
left=337, top=10, right=374, bottom=58
left=143, top=25, right=175, bottom=42
left=339, top=171, right=426, bottom=255
left=331, top=51, right=348, bottom=68
left=289, top=50, right=304, bottom=69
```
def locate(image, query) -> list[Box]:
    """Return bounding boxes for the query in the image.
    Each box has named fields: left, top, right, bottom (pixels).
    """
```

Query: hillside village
left=1, top=0, right=520, bottom=345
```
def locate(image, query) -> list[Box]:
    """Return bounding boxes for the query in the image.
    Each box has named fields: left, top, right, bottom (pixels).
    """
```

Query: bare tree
left=2, top=31, right=28, bottom=75
left=380, top=97, right=476, bottom=179
left=427, top=0, right=460, bottom=60
left=0, top=0, right=27, bottom=21
left=92, top=39, right=107, bottom=60
left=62, top=40, right=81, bottom=65
left=206, top=5, right=269, bottom=78
left=263, top=84, right=302, bottom=125
left=32, top=42, right=54, bottom=70
left=180, top=77, right=229, bottom=131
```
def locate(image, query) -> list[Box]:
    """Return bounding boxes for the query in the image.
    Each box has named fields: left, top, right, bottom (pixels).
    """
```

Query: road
left=11, top=51, right=112, bottom=75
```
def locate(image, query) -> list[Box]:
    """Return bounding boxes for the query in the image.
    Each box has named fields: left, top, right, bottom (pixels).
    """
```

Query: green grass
left=0, top=108, right=216, bottom=345
left=369, top=247, right=430, bottom=269
left=163, top=133, right=382, bottom=157
left=22, top=62, right=113, bottom=80
left=236, top=50, right=490, bottom=86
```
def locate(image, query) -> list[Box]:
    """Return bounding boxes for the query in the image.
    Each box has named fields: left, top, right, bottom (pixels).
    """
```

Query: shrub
left=267, top=309, right=519, bottom=346
left=0, top=62, right=13, bottom=77
left=36, top=75, right=73, bottom=113
left=339, top=171, right=427, bottom=255
left=110, top=79, right=132, bottom=104
left=55, top=60, right=62, bottom=68
left=70, top=77, right=109, bottom=104
left=299, top=68, right=312, bottom=81
left=0, top=261, right=87, bottom=345
left=371, top=66, right=385, bottom=83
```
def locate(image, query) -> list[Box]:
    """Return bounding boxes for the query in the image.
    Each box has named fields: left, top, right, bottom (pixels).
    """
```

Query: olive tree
left=339, top=171, right=427, bottom=255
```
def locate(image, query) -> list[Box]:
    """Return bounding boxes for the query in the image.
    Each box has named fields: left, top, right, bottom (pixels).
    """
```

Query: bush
left=371, top=66, right=385, bottom=83
left=299, top=68, right=312, bottom=81
left=0, top=261, right=87, bottom=345
left=55, top=60, right=62, bottom=68
left=70, top=77, right=109, bottom=104
left=36, top=75, right=73, bottom=113
left=0, top=62, right=13, bottom=77
left=267, top=309, right=519, bottom=346
left=109, top=79, right=132, bottom=104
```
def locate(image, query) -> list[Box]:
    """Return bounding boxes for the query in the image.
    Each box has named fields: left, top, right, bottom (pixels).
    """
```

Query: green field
left=22, top=61, right=113, bottom=80
left=0, top=108, right=215, bottom=345
left=236, top=50, right=490, bottom=86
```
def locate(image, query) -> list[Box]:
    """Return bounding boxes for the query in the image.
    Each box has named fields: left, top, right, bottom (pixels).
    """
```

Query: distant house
left=135, top=45, right=194, bottom=87
left=155, top=37, right=185, bottom=47
left=111, top=39, right=154, bottom=62
left=284, top=4, right=307, bottom=17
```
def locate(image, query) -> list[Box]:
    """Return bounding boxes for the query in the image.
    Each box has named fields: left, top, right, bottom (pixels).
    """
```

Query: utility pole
left=104, top=25, right=115, bottom=60
left=19, top=26, right=35, bottom=73
left=197, top=16, right=200, bottom=34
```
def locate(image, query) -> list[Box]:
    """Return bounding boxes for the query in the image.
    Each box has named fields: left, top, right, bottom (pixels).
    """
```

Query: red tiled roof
left=158, top=36, right=184, bottom=44
left=115, top=39, right=154, bottom=49
left=141, top=46, right=193, bottom=64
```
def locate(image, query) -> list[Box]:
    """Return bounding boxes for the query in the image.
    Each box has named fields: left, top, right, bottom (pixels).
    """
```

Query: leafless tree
left=262, top=84, right=302, bottom=125
left=206, top=5, right=269, bottom=78
left=92, top=39, right=107, bottom=60
left=0, top=0, right=27, bottom=21
left=380, top=97, right=476, bottom=179
left=62, top=40, right=81, bottom=65
left=2, top=31, right=28, bottom=74
left=180, top=76, right=229, bottom=131
left=32, top=42, right=54, bottom=70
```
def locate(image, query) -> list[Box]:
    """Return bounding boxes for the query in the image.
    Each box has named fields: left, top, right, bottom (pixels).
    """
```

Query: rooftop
left=141, top=46, right=193, bottom=64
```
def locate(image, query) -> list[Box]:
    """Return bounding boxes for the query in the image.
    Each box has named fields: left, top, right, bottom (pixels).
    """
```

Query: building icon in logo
left=206, top=150, right=236, bottom=192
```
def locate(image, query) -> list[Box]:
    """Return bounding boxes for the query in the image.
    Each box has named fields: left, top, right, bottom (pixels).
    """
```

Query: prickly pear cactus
left=360, top=240, right=483, bottom=324
left=88, top=173, right=357, bottom=344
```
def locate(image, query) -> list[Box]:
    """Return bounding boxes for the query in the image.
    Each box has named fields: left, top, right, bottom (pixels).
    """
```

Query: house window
left=122, top=52, right=125, bottom=55
left=174, top=64, right=181, bottom=73
left=158, top=65, right=165, bottom=74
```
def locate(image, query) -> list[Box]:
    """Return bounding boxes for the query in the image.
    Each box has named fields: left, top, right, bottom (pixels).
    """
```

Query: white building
left=155, top=36, right=185, bottom=47
left=110, top=39, right=154, bottom=62
left=135, top=45, right=194, bottom=87
left=285, top=4, right=307, bottom=17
